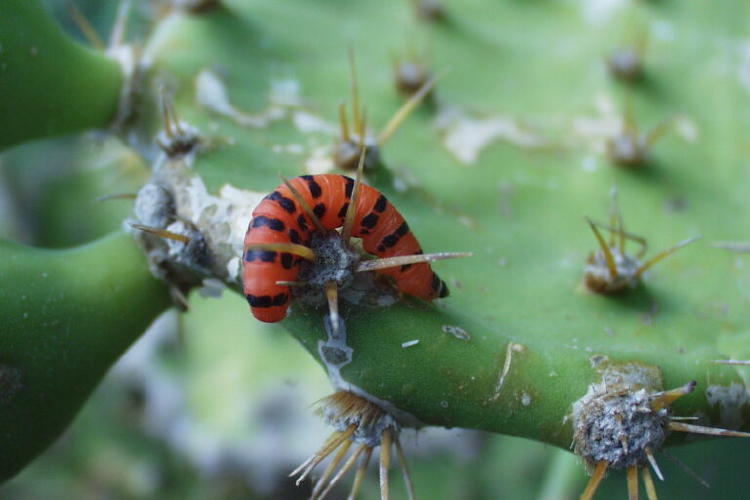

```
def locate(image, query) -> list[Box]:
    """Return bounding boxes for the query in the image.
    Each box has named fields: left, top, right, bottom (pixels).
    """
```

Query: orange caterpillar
left=243, top=174, right=448, bottom=322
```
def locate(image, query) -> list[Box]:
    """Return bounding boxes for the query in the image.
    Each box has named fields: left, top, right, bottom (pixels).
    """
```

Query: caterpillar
left=243, top=174, right=449, bottom=322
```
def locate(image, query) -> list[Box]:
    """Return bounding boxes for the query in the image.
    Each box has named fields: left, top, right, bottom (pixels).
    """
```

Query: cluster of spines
left=290, top=391, right=415, bottom=500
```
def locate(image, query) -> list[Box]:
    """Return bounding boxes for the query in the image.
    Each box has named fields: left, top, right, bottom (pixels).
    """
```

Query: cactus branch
left=0, top=0, right=124, bottom=149
left=0, top=232, right=170, bottom=480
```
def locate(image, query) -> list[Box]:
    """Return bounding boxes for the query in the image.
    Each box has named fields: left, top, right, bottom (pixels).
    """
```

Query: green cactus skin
left=0, top=232, right=169, bottom=481
left=0, top=0, right=123, bottom=150
left=3, top=0, right=750, bottom=493
left=141, top=0, right=750, bottom=440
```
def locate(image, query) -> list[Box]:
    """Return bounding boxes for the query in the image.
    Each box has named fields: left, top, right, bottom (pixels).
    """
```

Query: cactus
left=3, top=0, right=750, bottom=497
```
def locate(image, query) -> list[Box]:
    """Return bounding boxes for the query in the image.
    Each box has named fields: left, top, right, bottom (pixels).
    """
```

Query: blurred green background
left=1, top=1, right=750, bottom=499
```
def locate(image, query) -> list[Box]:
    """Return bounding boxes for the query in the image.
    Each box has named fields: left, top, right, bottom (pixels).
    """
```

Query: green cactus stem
left=0, top=232, right=169, bottom=481
left=0, top=0, right=124, bottom=150
left=3, top=0, right=750, bottom=495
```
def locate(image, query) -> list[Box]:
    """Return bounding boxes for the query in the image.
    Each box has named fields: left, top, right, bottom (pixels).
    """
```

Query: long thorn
left=394, top=437, right=416, bottom=500
left=378, top=74, right=439, bottom=145
left=380, top=429, right=393, bottom=500
left=644, top=118, right=674, bottom=148
left=96, top=192, right=137, bottom=202
left=160, top=87, right=176, bottom=139
left=245, top=243, right=316, bottom=261
left=661, top=450, right=710, bottom=488
left=355, top=252, right=473, bottom=273
left=358, top=108, right=368, bottom=145
left=712, top=359, right=750, bottom=365
left=349, top=47, right=361, bottom=137
left=645, top=447, right=664, bottom=481
left=158, top=85, right=187, bottom=138
left=586, top=217, right=618, bottom=280
left=711, top=242, right=750, bottom=253
left=668, top=421, right=750, bottom=438
left=339, top=102, right=351, bottom=142
left=282, top=176, right=327, bottom=233
left=291, top=427, right=356, bottom=483
left=108, top=0, right=131, bottom=49
left=294, top=434, right=352, bottom=485
left=68, top=2, right=105, bottom=50
left=614, top=192, right=626, bottom=253
left=608, top=188, right=619, bottom=249
left=289, top=431, right=345, bottom=478
left=627, top=465, right=639, bottom=500
left=588, top=219, right=648, bottom=257
left=634, top=236, right=701, bottom=279
left=311, top=439, right=353, bottom=500
left=580, top=461, right=608, bottom=500
left=275, top=280, right=308, bottom=287
left=130, top=223, right=190, bottom=243
left=319, top=444, right=366, bottom=500
left=171, top=286, right=189, bottom=312
left=650, top=381, right=696, bottom=411
left=342, top=147, right=366, bottom=241
left=348, top=446, right=374, bottom=500
left=619, top=436, right=629, bottom=455
left=325, top=281, right=340, bottom=338
left=642, top=466, right=658, bottom=500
